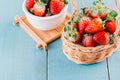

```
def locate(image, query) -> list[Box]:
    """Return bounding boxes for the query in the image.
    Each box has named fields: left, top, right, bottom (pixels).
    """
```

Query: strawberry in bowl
left=23, top=0, right=68, bottom=30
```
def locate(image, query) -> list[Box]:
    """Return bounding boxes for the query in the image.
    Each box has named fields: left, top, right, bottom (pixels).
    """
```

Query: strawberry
left=25, top=0, right=35, bottom=10
left=64, top=23, right=81, bottom=43
left=85, top=8, right=90, bottom=15
left=100, top=13, right=107, bottom=20
left=82, top=8, right=90, bottom=15
left=93, top=31, right=109, bottom=45
left=67, top=21, right=78, bottom=31
left=64, top=30, right=81, bottom=43
left=78, top=16, right=91, bottom=33
left=72, top=23, right=78, bottom=31
left=50, top=0, right=65, bottom=14
left=73, top=24, right=78, bottom=29
left=33, top=0, right=46, bottom=16
left=68, top=31, right=81, bottom=43
left=82, top=35, right=95, bottom=47
left=73, top=31, right=81, bottom=43
left=90, top=13, right=98, bottom=18
left=90, top=7, right=98, bottom=18
left=105, top=21, right=116, bottom=34
left=85, top=18, right=103, bottom=34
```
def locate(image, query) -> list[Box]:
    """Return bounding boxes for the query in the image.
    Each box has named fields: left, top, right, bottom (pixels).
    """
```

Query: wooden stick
left=14, top=16, right=48, bottom=51
left=71, top=0, right=78, bottom=12
left=115, top=0, right=120, bottom=34
left=13, top=16, right=19, bottom=26
left=45, top=32, right=61, bottom=43
left=115, top=0, right=120, bottom=14
left=71, top=0, right=78, bottom=21
left=37, top=32, right=61, bottom=48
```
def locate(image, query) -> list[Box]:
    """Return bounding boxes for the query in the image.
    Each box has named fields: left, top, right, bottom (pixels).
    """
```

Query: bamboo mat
left=13, top=14, right=70, bottom=51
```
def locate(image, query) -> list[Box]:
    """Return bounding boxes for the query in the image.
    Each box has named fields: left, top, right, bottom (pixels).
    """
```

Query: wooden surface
left=0, top=0, right=120, bottom=80
left=13, top=15, right=70, bottom=50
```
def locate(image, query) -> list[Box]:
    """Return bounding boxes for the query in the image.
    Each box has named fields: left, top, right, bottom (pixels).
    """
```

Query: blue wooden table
left=0, top=0, right=120, bottom=80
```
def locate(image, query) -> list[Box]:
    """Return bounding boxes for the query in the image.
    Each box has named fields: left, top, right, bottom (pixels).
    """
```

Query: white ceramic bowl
left=22, top=1, right=68, bottom=30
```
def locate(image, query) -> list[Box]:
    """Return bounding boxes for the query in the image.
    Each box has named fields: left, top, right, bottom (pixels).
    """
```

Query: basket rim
left=61, top=33, right=119, bottom=53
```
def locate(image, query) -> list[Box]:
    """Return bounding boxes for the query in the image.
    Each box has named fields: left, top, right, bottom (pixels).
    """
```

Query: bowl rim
left=22, top=1, right=68, bottom=20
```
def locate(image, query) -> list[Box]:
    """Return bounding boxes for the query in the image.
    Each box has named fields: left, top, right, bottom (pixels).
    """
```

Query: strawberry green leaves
left=64, top=29, right=79, bottom=43
left=64, top=25, right=71, bottom=31
left=72, top=11, right=84, bottom=24
left=41, top=0, right=50, bottom=4
left=82, top=8, right=90, bottom=15
left=64, top=21, right=81, bottom=43
left=93, top=0, right=105, bottom=9
left=109, top=11, right=118, bottom=17
left=35, top=0, right=46, bottom=6
left=64, top=0, right=68, bottom=4
left=105, top=11, right=118, bottom=21
left=109, top=34, right=114, bottom=44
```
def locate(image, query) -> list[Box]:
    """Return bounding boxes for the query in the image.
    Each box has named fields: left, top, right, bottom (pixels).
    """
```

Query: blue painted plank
left=48, top=40, right=108, bottom=80
left=67, top=0, right=83, bottom=13
left=101, top=0, right=120, bottom=80
left=0, top=0, right=46, bottom=80
left=0, top=24, right=47, bottom=80
left=108, top=49, right=120, bottom=80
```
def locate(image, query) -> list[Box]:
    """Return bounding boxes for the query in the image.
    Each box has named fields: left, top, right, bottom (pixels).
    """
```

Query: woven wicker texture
left=62, top=35, right=120, bottom=64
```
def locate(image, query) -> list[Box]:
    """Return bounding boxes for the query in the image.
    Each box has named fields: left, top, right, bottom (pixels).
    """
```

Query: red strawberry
left=105, top=21, right=116, bottom=34
left=78, top=16, right=91, bottom=33
left=100, top=13, right=107, bottom=20
left=73, top=32, right=81, bottom=43
left=64, top=30, right=81, bottom=43
left=33, top=1, right=46, bottom=16
left=90, top=13, right=98, bottom=18
left=99, top=7, right=108, bottom=20
left=50, top=0, right=65, bottom=14
left=68, top=31, right=81, bottom=43
left=72, top=23, right=78, bottom=31
left=83, top=8, right=90, bottom=15
left=82, top=35, right=95, bottom=47
left=90, top=7, right=98, bottom=18
left=93, top=31, right=109, bottom=45
left=85, top=18, right=103, bottom=34
left=85, top=8, right=90, bottom=14
left=25, top=0, right=35, bottom=10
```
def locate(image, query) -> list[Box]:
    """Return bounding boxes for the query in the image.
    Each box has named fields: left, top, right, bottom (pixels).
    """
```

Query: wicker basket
left=61, top=0, right=120, bottom=64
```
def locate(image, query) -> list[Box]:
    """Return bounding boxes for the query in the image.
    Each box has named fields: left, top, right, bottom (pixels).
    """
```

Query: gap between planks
left=106, top=58, right=111, bottom=80
left=46, top=50, right=48, bottom=80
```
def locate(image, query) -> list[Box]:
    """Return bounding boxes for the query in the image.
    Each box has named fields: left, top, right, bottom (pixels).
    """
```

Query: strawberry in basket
left=25, top=0, right=68, bottom=16
left=64, top=0, right=118, bottom=47
left=62, top=0, right=119, bottom=64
